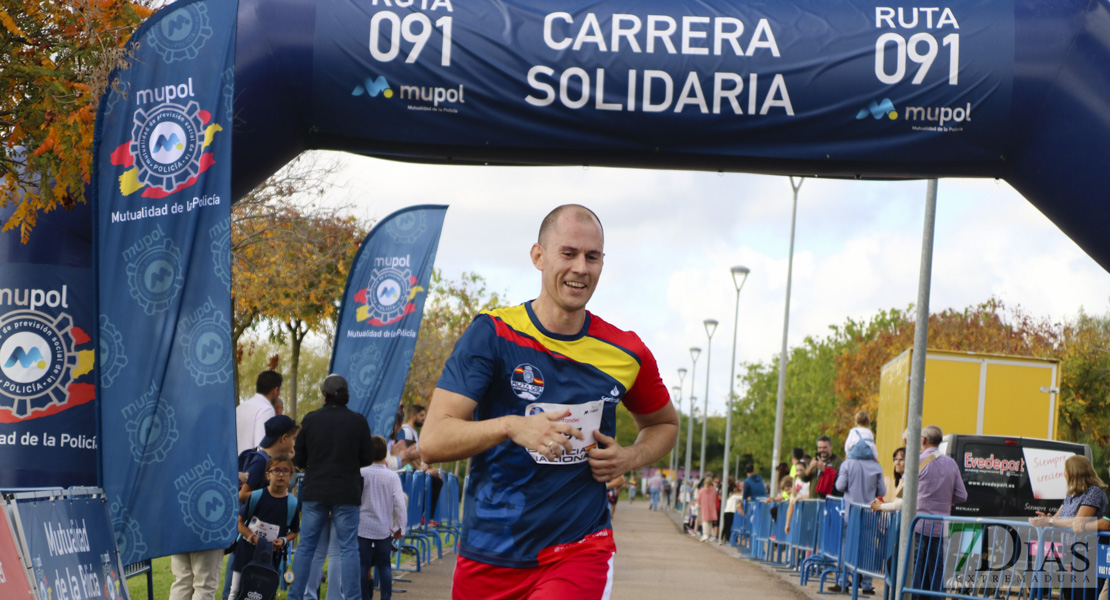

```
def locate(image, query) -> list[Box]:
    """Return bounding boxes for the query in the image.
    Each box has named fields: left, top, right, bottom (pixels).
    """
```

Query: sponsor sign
left=92, top=0, right=238, bottom=560
left=14, top=495, right=129, bottom=600
left=312, top=0, right=1013, bottom=162
left=330, top=205, right=447, bottom=436
left=0, top=199, right=98, bottom=488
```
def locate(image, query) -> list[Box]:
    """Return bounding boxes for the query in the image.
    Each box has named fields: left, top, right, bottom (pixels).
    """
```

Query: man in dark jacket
left=287, top=374, right=374, bottom=600
left=742, top=464, right=767, bottom=501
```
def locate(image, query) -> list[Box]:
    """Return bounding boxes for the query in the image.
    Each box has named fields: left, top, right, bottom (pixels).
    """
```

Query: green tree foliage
left=400, top=270, right=505, bottom=408
left=230, top=153, right=367, bottom=420
left=727, top=298, right=1110, bottom=479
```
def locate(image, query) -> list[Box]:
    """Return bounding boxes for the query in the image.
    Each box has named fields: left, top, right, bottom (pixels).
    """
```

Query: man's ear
left=530, top=243, right=544, bottom=270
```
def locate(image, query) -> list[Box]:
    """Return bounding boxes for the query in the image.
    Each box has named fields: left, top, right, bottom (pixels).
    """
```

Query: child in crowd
left=358, top=436, right=406, bottom=600
left=844, top=410, right=878, bottom=459
left=228, top=455, right=301, bottom=600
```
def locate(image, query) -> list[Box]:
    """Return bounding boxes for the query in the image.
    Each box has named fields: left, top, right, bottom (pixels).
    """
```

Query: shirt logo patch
left=602, top=385, right=621, bottom=404
left=510, top=363, right=544, bottom=400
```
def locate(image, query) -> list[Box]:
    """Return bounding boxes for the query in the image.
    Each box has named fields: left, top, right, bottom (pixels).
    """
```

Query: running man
left=421, top=204, right=678, bottom=600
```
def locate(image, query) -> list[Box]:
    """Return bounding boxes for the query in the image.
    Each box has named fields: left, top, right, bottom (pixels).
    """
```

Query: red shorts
left=452, top=529, right=616, bottom=600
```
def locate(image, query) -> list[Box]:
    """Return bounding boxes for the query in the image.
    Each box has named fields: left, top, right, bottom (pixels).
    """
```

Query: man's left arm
left=588, top=403, right=678, bottom=483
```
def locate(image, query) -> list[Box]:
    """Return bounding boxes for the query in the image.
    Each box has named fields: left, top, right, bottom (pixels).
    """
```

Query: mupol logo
left=856, top=98, right=898, bottom=120
left=5, top=346, right=45, bottom=369
left=352, top=76, right=393, bottom=98
left=856, top=98, right=973, bottom=127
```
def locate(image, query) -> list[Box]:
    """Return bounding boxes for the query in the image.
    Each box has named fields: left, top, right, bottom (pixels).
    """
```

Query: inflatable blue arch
left=77, top=0, right=1110, bottom=561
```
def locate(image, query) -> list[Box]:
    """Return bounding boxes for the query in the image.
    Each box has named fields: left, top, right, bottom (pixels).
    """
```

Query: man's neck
left=530, top=297, right=586, bottom=336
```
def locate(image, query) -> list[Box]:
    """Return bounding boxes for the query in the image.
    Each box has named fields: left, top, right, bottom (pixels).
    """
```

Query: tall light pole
left=683, top=347, right=701, bottom=482
left=721, top=266, right=750, bottom=508
left=699, top=319, right=718, bottom=478
left=770, top=176, right=803, bottom=497
left=673, top=368, right=687, bottom=476
left=669, top=384, right=681, bottom=475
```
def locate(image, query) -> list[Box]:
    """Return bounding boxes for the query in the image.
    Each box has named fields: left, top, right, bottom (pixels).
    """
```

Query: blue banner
left=14, top=494, right=129, bottom=600
left=0, top=200, right=98, bottom=488
left=91, top=0, right=239, bottom=561
left=311, top=0, right=1012, bottom=163
left=330, top=205, right=447, bottom=436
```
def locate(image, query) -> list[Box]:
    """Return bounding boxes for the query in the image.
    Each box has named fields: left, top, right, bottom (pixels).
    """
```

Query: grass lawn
left=125, top=555, right=305, bottom=600
left=124, top=545, right=430, bottom=600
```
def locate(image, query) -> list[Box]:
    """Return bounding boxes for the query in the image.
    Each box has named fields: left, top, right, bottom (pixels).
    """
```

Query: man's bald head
left=537, top=204, right=604, bottom=247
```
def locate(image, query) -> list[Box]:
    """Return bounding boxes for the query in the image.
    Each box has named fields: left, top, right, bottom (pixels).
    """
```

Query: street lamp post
left=700, top=319, right=718, bottom=478
left=721, top=266, right=750, bottom=512
left=683, top=347, right=701, bottom=483
left=770, top=177, right=803, bottom=497
left=669, top=385, right=681, bottom=475
left=673, top=368, right=687, bottom=476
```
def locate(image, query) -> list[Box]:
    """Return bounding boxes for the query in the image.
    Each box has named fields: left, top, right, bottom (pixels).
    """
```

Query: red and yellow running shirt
left=436, top=302, right=669, bottom=568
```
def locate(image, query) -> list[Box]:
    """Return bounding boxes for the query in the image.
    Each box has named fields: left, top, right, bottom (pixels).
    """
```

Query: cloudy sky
left=322, top=153, right=1110, bottom=417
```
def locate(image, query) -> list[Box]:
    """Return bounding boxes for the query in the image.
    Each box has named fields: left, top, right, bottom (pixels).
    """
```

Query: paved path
left=393, top=500, right=828, bottom=599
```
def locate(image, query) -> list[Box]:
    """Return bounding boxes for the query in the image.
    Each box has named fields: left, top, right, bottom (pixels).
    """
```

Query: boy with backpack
left=229, top=454, right=301, bottom=600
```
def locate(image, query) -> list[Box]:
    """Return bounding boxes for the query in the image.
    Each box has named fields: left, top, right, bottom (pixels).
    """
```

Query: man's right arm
left=419, top=388, right=582, bottom=464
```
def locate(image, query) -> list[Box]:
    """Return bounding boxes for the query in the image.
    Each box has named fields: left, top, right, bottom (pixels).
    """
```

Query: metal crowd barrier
left=769, top=499, right=794, bottom=564
left=841, top=502, right=901, bottom=600
left=785, top=499, right=822, bottom=568
left=749, top=500, right=774, bottom=560
left=895, top=514, right=1107, bottom=600
left=799, top=496, right=845, bottom=591
left=730, top=499, right=755, bottom=551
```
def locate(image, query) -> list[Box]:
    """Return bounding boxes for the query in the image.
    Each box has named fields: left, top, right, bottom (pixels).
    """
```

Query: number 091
left=369, top=11, right=453, bottom=66
left=875, top=32, right=959, bottom=85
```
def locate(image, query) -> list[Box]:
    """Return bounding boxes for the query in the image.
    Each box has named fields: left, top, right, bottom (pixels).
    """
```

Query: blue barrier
left=732, top=499, right=761, bottom=553
left=799, top=496, right=844, bottom=592
left=750, top=501, right=774, bottom=561
left=841, top=503, right=900, bottom=600
left=769, top=499, right=793, bottom=564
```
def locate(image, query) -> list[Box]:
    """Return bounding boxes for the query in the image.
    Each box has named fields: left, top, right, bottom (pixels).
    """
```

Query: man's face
left=414, top=410, right=426, bottom=428
left=531, top=211, right=604, bottom=315
left=816, top=440, right=831, bottom=457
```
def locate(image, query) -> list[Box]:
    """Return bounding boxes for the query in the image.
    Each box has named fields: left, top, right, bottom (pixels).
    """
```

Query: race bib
left=525, top=400, right=603, bottom=465
left=247, top=516, right=280, bottom=542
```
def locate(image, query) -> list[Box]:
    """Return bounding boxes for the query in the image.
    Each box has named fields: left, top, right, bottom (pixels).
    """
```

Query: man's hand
left=587, top=431, right=636, bottom=482
left=507, top=408, right=583, bottom=461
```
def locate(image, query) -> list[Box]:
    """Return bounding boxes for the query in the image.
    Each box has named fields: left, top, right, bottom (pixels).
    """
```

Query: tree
left=230, top=152, right=357, bottom=408
left=833, top=299, right=1058, bottom=432
left=401, top=270, right=505, bottom=407
left=235, top=208, right=365, bottom=419
left=1, top=0, right=153, bottom=241
left=1055, top=310, right=1110, bottom=463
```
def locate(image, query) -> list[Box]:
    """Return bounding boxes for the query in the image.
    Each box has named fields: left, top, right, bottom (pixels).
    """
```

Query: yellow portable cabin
left=875, top=348, right=1060, bottom=477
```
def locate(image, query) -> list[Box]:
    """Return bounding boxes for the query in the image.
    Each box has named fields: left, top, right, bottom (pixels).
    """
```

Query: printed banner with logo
left=91, top=0, right=238, bottom=562
left=311, top=0, right=1012, bottom=163
left=330, top=205, right=447, bottom=436
left=0, top=199, right=98, bottom=488
left=12, top=495, right=129, bottom=600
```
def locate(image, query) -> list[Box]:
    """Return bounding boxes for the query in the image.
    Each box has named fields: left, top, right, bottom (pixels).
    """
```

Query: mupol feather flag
left=331, top=205, right=448, bottom=436
left=92, top=0, right=238, bottom=562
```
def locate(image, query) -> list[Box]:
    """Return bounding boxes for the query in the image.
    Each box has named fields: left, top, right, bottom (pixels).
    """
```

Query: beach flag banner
left=91, top=0, right=239, bottom=562
left=330, top=205, right=447, bottom=436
